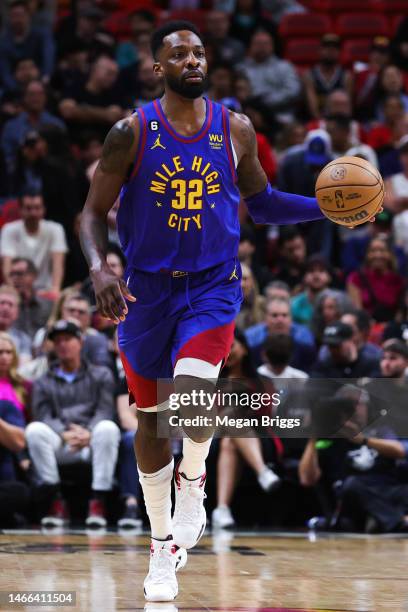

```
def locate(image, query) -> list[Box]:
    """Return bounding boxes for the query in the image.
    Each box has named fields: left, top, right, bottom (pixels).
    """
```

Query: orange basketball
left=315, top=156, right=384, bottom=227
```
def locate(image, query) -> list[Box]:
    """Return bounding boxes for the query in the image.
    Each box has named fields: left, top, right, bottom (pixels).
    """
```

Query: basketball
left=315, top=156, right=384, bottom=227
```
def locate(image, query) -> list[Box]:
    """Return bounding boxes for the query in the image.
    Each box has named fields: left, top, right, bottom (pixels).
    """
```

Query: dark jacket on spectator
left=32, top=360, right=115, bottom=434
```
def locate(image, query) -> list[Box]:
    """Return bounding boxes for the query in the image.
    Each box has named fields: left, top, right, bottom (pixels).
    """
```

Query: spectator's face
left=238, top=239, right=255, bottom=261
left=366, top=239, right=392, bottom=270
left=0, top=338, right=15, bottom=374
left=341, top=313, right=364, bottom=348
left=383, top=97, right=404, bottom=124
left=241, top=266, right=254, bottom=298
left=138, top=57, right=158, bottom=88
left=53, top=333, right=82, bottom=362
left=106, top=253, right=124, bottom=277
left=264, top=287, right=290, bottom=302
left=304, top=265, right=330, bottom=292
left=249, top=32, right=274, bottom=63
left=266, top=301, right=291, bottom=334
left=82, top=138, right=103, bottom=165
left=325, top=91, right=351, bottom=116
left=381, top=350, right=408, bottom=378
left=206, top=11, right=230, bottom=39
left=130, top=14, right=154, bottom=37
left=9, top=5, right=30, bottom=35
left=23, top=82, right=46, bottom=114
left=9, top=261, right=35, bottom=293
left=91, top=57, right=119, bottom=89
left=15, top=59, right=40, bottom=85
left=281, top=236, right=306, bottom=266
left=62, top=299, right=91, bottom=331
left=370, top=48, right=389, bottom=70
left=326, top=121, right=350, bottom=152
left=320, top=43, right=340, bottom=66
left=381, top=66, right=403, bottom=94
left=77, top=16, right=99, bottom=38
left=234, top=77, right=251, bottom=104
left=0, top=294, right=19, bottom=329
left=328, top=339, right=355, bottom=364
left=322, top=296, right=340, bottom=324
left=20, top=196, right=45, bottom=223
left=226, top=337, right=247, bottom=368
left=209, top=67, right=232, bottom=96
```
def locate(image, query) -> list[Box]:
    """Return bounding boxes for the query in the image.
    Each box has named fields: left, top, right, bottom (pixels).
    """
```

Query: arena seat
left=157, top=10, right=208, bottom=31
left=335, top=13, right=389, bottom=38
left=390, top=14, right=405, bottom=34
left=279, top=13, right=332, bottom=38
left=284, top=38, right=321, bottom=68
left=341, top=39, right=372, bottom=66
left=325, top=0, right=377, bottom=12
left=373, top=0, right=408, bottom=14
left=297, top=0, right=329, bottom=10
left=104, top=11, right=132, bottom=40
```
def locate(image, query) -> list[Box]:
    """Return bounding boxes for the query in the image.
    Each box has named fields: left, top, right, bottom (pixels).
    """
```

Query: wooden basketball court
left=0, top=530, right=407, bottom=611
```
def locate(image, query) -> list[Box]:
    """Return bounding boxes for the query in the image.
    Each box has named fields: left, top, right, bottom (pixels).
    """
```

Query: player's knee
left=136, top=411, right=159, bottom=440
left=220, top=436, right=235, bottom=453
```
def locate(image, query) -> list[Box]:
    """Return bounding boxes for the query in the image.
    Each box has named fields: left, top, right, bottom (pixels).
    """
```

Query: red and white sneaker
left=172, top=461, right=207, bottom=549
left=41, top=498, right=69, bottom=528
left=144, top=538, right=187, bottom=602
left=86, top=499, right=107, bottom=528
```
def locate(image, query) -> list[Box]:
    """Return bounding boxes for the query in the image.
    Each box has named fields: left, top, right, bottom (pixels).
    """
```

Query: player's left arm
left=230, top=112, right=325, bottom=225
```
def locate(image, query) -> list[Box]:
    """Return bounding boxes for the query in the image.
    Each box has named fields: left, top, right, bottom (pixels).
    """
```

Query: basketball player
left=79, top=21, right=377, bottom=602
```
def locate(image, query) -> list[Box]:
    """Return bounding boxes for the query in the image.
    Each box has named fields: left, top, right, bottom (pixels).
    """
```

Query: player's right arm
left=79, top=115, right=139, bottom=324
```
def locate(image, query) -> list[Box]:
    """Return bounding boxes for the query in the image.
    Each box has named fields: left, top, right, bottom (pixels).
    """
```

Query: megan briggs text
left=168, top=415, right=301, bottom=429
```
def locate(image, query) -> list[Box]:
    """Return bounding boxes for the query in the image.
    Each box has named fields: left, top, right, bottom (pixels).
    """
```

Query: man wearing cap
left=291, top=254, right=332, bottom=326
left=311, top=321, right=380, bottom=378
left=1, top=79, right=65, bottom=177
left=25, top=319, right=120, bottom=528
left=303, top=34, right=352, bottom=120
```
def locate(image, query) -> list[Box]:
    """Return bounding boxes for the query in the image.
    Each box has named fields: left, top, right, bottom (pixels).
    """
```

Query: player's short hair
left=151, top=20, right=202, bottom=60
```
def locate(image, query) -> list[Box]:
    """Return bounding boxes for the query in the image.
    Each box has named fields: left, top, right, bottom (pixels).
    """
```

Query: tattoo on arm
left=99, top=119, right=136, bottom=175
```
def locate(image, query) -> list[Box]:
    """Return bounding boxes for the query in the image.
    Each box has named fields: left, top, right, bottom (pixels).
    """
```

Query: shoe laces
left=175, top=485, right=207, bottom=524
left=148, top=546, right=176, bottom=584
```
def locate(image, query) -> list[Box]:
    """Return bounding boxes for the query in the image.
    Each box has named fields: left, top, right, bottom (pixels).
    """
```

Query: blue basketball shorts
left=118, top=257, right=242, bottom=410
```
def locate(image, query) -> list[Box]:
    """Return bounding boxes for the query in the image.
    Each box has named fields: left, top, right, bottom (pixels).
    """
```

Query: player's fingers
left=107, top=287, right=128, bottom=322
left=96, top=294, right=116, bottom=323
left=121, top=284, right=137, bottom=303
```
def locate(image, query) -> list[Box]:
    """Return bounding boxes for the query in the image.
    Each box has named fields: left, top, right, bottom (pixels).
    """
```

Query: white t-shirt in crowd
left=391, top=173, right=408, bottom=255
left=0, top=220, right=68, bottom=289
left=257, top=364, right=309, bottom=381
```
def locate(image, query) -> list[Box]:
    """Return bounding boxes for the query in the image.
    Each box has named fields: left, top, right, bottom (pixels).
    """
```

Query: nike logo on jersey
left=151, top=135, right=166, bottom=150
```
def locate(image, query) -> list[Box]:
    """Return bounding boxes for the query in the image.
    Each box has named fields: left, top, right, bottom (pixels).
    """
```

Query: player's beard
left=165, top=73, right=207, bottom=99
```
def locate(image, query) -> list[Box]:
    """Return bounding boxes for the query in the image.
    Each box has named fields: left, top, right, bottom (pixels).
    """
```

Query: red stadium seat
left=158, top=10, right=207, bottom=31
left=373, top=0, right=408, bottom=14
left=326, top=0, right=376, bottom=13
left=104, top=11, right=132, bottom=40
left=297, top=0, right=329, bottom=10
left=279, top=13, right=332, bottom=38
left=391, top=14, right=405, bottom=34
left=335, top=13, right=389, bottom=38
left=284, top=38, right=321, bottom=67
left=341, top=39, right=372, bottom=66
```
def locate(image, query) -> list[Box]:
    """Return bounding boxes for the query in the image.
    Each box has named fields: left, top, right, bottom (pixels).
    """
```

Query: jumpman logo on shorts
left=229, top=265, right=239, bottom=281
left=151, top=135, right=166, bottom=150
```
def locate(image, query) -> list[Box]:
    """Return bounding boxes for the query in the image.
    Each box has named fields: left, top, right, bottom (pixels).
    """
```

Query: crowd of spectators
left=1, top=0, right=408, bottom=534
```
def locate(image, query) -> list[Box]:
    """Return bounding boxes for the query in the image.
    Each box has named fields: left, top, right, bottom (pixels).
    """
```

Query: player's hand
left=91, top=267, right=136, bottom=324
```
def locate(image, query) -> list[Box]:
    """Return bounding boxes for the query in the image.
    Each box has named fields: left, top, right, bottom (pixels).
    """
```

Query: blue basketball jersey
left=117, top=97, right=241, bottom=273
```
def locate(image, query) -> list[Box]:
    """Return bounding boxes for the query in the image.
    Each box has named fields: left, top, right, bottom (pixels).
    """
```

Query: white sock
left=138, top=459, right=174, bottom=540
left=179, top=437, right=212, bottom=480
